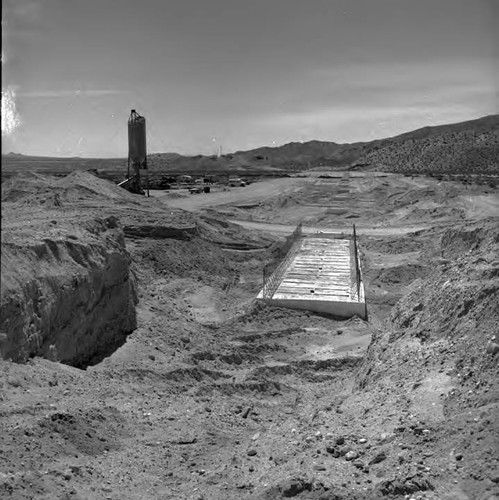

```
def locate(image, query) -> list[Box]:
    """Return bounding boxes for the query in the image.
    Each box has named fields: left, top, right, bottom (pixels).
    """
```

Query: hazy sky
left=2, top=0, right=498, bottom=157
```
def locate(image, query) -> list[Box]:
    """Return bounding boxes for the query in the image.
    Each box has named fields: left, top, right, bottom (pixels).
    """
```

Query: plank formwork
left=258, top=237, right=367, bottom=319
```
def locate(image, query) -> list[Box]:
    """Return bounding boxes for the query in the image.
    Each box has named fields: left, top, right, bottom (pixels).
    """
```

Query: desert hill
left=354, top=114, right=499, bottom=175
left=144, top=114, right=499, bottom=175
left=2, top=115, right=497, bottom=182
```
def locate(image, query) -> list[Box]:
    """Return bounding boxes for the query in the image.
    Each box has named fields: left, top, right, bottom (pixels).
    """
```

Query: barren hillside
left=354, top=115, right=499, bottom=175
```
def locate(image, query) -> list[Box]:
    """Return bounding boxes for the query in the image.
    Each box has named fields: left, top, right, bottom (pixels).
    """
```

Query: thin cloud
left=259, top=58, right=496, bottom=125
left=18, top=89, right=130, bottom=98
left=3, top=0, right=42, bottom=24
left=3, top=0, right=51, bottom=43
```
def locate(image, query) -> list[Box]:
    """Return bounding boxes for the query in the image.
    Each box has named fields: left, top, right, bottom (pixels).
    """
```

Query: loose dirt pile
left=356, top=220, right=499, bottom=500
left=1, top=171, right=498, bottom=499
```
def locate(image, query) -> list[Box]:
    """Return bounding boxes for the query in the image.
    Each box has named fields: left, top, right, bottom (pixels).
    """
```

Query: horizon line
left=2, top=112, right=496, bottom=159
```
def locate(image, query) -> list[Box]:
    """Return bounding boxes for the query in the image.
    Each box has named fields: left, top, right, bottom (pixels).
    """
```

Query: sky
left=2, top=0, right=498, bottom=157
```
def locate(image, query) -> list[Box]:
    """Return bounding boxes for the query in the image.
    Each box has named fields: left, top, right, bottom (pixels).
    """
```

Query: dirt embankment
left=0, top=171, right=173, bottom=367
left=354, top=220, right=499, bottom=500
left=0, top=211, right=138, bottom=367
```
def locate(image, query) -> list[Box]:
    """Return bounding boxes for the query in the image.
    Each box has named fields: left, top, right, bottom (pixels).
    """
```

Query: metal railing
left=263, top=239, right=303, bottom=299
left=350, top=224, right=362, bottom=301
left=262, top=222, right=303, bottom=299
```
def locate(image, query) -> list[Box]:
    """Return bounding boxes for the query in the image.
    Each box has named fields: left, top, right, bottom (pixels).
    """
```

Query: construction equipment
left=118, top=109, right=149, bottom=195
left=229, top=177, right=246, bottom=187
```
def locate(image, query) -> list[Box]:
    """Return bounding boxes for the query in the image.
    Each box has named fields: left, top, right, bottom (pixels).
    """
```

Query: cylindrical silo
left=128, top=109, right=147, bottom=166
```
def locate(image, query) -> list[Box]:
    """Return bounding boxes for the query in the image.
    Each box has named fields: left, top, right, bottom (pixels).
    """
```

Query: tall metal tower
left=119, top=109, right=149, bottom=195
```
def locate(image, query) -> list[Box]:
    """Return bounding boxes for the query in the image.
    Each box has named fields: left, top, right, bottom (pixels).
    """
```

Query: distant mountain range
left=149, top=114, right=499, bottom=175
left=2, top=114, right=498, bottom=180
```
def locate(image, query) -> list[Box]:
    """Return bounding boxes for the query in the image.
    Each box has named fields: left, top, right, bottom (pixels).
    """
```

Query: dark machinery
left=118, top=109, right=149, bottom=195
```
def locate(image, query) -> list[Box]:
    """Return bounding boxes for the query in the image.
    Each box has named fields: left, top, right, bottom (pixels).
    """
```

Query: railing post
left=353, top=224, right=360, bottom=300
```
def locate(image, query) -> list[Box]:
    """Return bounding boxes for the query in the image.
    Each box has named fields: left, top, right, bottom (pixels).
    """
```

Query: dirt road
left=149, top=178, right=301, bottom=210
left=154, top=175, right=498, bottom=236
left=227, top=219, right=431, bottom=236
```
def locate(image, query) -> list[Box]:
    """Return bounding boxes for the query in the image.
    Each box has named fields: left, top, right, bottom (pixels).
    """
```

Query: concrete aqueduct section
left=258, top=227, right=367, bottom=319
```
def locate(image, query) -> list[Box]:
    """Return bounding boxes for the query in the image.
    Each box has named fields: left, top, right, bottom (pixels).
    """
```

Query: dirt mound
left=1, top=170, right=140, bottom=205
left=38, top=406, right=127, bottom=455
left=356, top=219, right=499, bottom=500
left=1, top=171, right=55, bottom=202
left=370, top=263, right=429, bottom=286
left=56, top=170, right=138, bottom=199
left=2, top=171, right=272, bottom=247
left=364, top=234, right=433, bottom=254
left=131, top=237, right=236, bottom=284
left=221, top=302, right=321, bottom=331
left=276, top=194, right=301, bottom=209
left=400, top=206, right=466, bottom=223
left=440, top=226, right=490, bottom=258
left=196, top=215, right=275, bottom=249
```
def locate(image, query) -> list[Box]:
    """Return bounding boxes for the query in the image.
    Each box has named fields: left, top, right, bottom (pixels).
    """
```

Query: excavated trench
left=0, top=215, right=139, bottom=369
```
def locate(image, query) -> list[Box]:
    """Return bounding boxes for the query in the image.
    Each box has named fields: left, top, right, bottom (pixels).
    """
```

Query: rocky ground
left=1, top=170, right=498, bottom=500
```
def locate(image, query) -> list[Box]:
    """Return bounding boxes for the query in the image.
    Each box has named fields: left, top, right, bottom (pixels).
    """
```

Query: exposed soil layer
left=1, top=208, right=138, bottom=367
left=1, top=170, right=498, bottom=500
